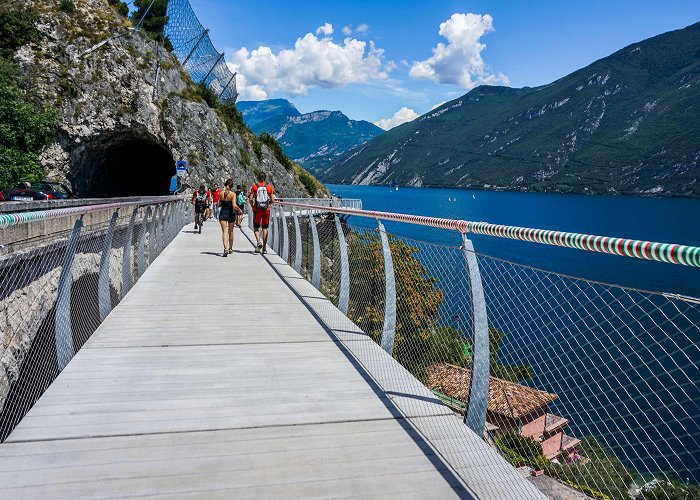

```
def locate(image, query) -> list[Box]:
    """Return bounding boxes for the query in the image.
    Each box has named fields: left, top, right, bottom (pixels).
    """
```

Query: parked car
left=1, top=180, right=77, bottom=201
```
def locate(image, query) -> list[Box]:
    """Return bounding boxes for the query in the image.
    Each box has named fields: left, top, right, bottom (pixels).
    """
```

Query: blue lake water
left=327, top=184, right=700, bottom=298
left=326, top=184, right=700, bottom=482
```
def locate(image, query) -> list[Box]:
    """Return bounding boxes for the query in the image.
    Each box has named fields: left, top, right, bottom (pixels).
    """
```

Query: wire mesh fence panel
left=272, top=200, right=700, bottom=500
left=0, top=200, right=187, bottom=442
left=164, top=0, right=237, bottom=102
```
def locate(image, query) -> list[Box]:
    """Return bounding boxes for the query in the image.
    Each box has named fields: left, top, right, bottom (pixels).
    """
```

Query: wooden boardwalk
left=0, top=221, right=543, bottom=499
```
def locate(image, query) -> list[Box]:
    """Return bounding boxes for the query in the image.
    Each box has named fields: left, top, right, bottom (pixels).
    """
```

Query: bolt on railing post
left=149, top=205, right=159, bottom=264
left=281, top=207, right=290, bottom=263
left=98, top=209, right=119, bottom=322
left=461, top=234, right=490, bottom=436
left=122, top=208, right=138, bottom=295
left=378, top=221, right=397, bottom=355
left=137, top=206, right=150, bottom=277
left=309, top=210, right=321, bottom=289
left=292, top=208, right=302, bottom=273
left=335, top=215, right=350, bottom=315
left=55, top=217, right=83, bottom=371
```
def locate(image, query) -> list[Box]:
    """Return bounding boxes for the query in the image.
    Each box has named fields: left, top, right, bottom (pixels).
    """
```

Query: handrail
left=274, top=200, right=700, bottom=268
left=0, top=196, right=185, bottom=229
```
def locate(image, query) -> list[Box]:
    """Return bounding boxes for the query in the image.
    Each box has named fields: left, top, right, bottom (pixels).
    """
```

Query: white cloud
left=316, top=23, right=333, bottom=36
left=409, top=13, right=508, bottom=89
left=355, top=23, right=369, bottom=35
left=226, top=25, right=392, bottom=98
left=342, top=25, right=352, bottom=36
left=374, top=107, right=419, bottom=130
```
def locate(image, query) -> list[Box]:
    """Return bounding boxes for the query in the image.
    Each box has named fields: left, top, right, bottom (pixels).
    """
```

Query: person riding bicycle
left=192, top=185, right=211, bottom=232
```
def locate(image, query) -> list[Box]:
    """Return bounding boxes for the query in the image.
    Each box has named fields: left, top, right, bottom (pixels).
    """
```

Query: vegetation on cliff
left=0, top=5, right=57, bottom=188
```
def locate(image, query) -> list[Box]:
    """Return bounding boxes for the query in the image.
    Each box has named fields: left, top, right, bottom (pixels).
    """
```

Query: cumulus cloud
left=355, top=23, right=369, bottom=35
left=409, top=13, right=508, bottom=89
left=316, top=23, right=333, bottom=36
left=374, top=107, right=420, bottom=130
left=342, top=25, right=352, bottom=36
left=226, top=24, right=392, bottom=98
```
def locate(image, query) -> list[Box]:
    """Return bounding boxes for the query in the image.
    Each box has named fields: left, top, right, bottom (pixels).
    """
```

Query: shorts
left=194, top=202, right=207, bottom=214
left=253, top=209, right=270, bottom=229
left=237, top=204, right=245, bottom=214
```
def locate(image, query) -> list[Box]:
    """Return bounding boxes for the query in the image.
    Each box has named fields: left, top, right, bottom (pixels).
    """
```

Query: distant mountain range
left=237, top=99, right=383, bottom=173
left=322, top=22, right=700, bottom=197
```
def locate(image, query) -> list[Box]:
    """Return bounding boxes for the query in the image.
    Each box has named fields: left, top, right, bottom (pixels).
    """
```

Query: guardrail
left=0, top=197, right=189, bottom=441
left=270, top=199, right=700, bottom=499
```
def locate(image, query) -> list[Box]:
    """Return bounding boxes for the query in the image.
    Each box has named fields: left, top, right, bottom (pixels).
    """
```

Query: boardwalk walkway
left=0, top=220, right=541, bottom=499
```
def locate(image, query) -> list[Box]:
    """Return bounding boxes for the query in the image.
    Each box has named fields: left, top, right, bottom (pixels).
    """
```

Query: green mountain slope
left=237, top=99, right=384, bottom=174
left=323, top=22, right=700, bottom=197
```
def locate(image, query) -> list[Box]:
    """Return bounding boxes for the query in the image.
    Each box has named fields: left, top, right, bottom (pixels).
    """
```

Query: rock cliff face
left=14, top=0, right=311, bottom=197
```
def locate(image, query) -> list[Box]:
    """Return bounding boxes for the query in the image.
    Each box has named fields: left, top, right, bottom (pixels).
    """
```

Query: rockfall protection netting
left=164, top=0, right=238, bottom=102
left=0, top=199, right=189, bottom=441
left=270, top=204, right=700, bottom=500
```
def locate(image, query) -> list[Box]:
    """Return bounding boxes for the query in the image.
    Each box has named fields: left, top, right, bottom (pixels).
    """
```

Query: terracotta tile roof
left=426, top=363, right=558, bottom=420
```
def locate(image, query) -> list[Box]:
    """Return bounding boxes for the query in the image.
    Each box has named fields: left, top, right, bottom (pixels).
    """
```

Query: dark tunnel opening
left=74, top=135, right=175, bottom=198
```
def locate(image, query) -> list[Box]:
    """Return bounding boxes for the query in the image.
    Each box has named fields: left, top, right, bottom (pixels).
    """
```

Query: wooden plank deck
left=0, top=220, right=543, bottom=499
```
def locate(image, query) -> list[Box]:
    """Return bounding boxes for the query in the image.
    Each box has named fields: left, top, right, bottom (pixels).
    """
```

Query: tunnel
left=72, top=133, right=176, bottom=198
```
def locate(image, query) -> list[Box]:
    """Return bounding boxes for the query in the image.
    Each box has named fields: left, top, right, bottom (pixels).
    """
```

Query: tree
left=131, top=0, right=173, bottom=50
left=0, top=11, right=56, bottom=188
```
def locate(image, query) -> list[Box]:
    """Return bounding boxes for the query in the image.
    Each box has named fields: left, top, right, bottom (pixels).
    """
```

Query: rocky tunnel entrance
left=73, top=133, right=175, bottom=198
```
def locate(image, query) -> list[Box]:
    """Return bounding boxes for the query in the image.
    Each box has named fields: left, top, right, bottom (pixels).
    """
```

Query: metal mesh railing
left=271, top=200, right=700, bottom=500
left=0, top=198, right=189, bottom=441
left=164, top=0, right=238, bottom=102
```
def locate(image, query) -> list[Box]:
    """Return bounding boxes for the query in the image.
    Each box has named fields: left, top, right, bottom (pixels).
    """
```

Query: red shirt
left=250, top=182, right=274, bottom=211
left=211, top=188, right=221, bottom=203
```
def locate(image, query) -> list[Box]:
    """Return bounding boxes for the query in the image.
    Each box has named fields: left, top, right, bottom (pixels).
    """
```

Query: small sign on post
left=176, top=160, right=187, bottom=176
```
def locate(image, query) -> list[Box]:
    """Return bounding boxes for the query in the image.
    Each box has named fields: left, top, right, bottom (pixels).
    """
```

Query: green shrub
left=0, top=7, right=40, bottom=58
left=107, top=0, right=129, bottom=16
left=258, top=132, right=294, bottom=172
left=252, top=139, right=263, bottom=163
left=561, top=480, right=612, bottom=500
left=544, top=437, right=634, bottom=500
left=59, top=0, right=76, bottom=13
left=495, top=431, right=544, bottom=462
left=0, top=60, right=57, bottom=188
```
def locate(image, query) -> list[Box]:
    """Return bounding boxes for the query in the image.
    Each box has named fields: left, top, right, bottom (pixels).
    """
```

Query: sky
left=188, top=0, right=700, bottom=129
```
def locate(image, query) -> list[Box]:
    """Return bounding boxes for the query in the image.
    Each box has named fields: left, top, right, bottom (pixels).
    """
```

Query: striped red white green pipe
left=275, top=200, right=700, bottom=268
left=0, top=196, right=183, bottom=229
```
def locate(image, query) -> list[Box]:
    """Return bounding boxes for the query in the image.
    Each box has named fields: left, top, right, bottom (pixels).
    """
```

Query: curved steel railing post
left=335, top=215, right=350, bottom=315
left=137, top=207, right=151, bottom=277
left=276, top=206, right=284, bottom=256
left=122, top=208, right=138, bottom=295
left=292, top=208, right=302, bottom=273
left=148, top=205, right=159, bottom=264
left=378, top=221, right=397, bottom=355
left=98, top=209, right=119, bottom=322
left=55, top=217, right=83, bottom=371
left=270, top=206, right=278, bottom=254
left=281, top=208, right=290, bottom=263
left=309, top=210, right=321, bottom=289
left=461, top=234, right=490, bottom=436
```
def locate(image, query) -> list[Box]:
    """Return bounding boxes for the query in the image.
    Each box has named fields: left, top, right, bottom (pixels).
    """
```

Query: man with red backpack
left=249, top=172, right=274, bottom=254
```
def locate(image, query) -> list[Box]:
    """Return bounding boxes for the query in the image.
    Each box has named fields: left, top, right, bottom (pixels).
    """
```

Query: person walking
left=191, top=185, right=210, bottom=232
left=217, top=179, right=240, bottom=257
left=235, top=184, right=246, bottom=228
left=210, top=183, right=222, bottom=220
left=249, top=172, right=274, bottom=254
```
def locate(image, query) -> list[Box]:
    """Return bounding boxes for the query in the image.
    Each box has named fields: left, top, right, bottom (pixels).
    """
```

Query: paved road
left=0, top=220, right=543, bottom=499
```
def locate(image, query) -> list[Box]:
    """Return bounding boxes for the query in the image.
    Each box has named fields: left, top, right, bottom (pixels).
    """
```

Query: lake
left=326, top=184, right=700, bottom=298
left=324, top=184, right=700, bottom=483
